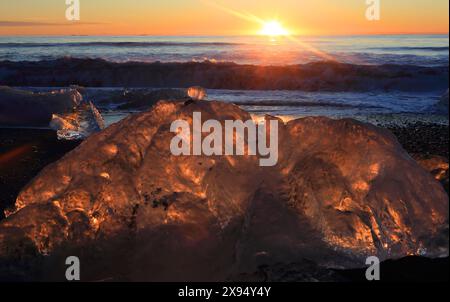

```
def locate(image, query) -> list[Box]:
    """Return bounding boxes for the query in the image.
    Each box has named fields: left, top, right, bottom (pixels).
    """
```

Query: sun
left=259, top=20, right=289, bottom=36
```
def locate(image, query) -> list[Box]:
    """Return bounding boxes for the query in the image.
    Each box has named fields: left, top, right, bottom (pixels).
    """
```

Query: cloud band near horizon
left=0, top=21, right=103, bottom=27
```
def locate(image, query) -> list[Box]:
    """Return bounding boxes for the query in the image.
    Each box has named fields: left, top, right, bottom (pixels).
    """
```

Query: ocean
left=0, top=35, right=448, bottom=125
left=0, top=35, right=448, bottom=66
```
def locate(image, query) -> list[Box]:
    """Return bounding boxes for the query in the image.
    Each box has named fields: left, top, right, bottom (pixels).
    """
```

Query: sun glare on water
left=259, top=20, right=289, bottom=36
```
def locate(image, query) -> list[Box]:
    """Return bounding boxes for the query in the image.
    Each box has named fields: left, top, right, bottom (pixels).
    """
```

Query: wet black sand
left=387, top=122, right=449, bottom=158
left=0, top=128, right=80, bottom=219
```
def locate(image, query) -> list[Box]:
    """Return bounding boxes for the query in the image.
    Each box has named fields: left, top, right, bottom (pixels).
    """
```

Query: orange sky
left=0, top=0, right=448, bottom=36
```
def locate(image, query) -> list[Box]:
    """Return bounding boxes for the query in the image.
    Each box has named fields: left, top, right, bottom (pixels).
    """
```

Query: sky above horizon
left=0, top=0, right=448, bottom=36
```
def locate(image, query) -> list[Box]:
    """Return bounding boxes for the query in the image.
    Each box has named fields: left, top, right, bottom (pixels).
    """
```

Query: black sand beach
left=0, top=129, right=80, bottom=218
left=387, top=122, right=449, bottom=158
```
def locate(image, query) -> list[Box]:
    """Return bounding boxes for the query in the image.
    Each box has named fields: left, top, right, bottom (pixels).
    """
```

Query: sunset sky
left=0, top=0, right=448, bottom=36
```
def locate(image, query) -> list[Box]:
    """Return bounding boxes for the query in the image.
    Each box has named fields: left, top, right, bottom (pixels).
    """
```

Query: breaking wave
left=0, top=57, right=448, bottom=92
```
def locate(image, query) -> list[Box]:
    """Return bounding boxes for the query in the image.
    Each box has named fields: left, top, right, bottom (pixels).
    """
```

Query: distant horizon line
left=0, top=32, right=449, bottom=37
